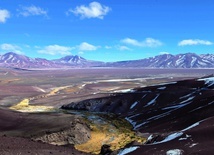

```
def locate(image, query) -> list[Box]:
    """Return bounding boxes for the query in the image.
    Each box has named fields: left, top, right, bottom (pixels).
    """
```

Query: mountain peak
left=54, top=55, right=87, bottom=64
left=0, top=52, right=213, bottom=68
left=102, top=53, right=214, bottom=68
left=3, top=52, right=18, bottom=55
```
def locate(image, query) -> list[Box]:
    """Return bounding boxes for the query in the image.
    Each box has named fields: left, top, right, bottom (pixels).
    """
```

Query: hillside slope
left=62, top=76, right=214, bottom=154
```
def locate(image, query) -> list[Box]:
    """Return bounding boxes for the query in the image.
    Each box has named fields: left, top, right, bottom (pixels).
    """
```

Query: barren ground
left=0, top=67, right=213, bottom=154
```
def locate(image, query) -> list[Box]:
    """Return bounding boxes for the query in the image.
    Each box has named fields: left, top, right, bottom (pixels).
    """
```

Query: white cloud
left=18, top=5, right=48, bottom=17
left=121, top=38, right=142, bottom=46
left=105, top=46, right=112, bottom=49
left=121, top=38, right=162, bottom=47
left=68, top=2, right=111, bottom=19
left=0, top=9, right=10, bottom=23
left=178, top=39, right=213, bottom=46
left=38, top=45, right=73, bottom=55
left=78, top=42, right=99, bottom=51
left=117, top=45, right=131, bottom=51
left=144, top=38, right=163, bottom=47
left=0, top=43, right=23, bottom=54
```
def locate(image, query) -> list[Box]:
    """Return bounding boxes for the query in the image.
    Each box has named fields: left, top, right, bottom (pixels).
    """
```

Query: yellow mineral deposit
left=9, top=98, right=55, bottom=113
left=9, top=86, right=71, bottom=112
left=75, top=123, right=145, bottom=154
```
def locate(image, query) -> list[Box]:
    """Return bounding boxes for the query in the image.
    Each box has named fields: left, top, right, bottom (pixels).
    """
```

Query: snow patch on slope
left=157, top=86, right=166, bottom=90
left=145, top=94, right=159, bottom=106
left=179, top=96, right=195, bottom=104
left=125, top=117, right=137, bottom=127
left=130, top=101, right=138, bottom=109
left=166, top=149, right=183, bottom=155
left=198, top=77, right=214, bottom=87
left=118, top=146, right=139, bottom=155
left=154, top=132, right=183, bottom=144
left=182, top=122, right=200, bottom=132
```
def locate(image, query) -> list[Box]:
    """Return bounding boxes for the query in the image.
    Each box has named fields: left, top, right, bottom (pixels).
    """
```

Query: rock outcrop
left=33, top=118, right=91, bottom=145
left=0, top=108, right=91, bottom=154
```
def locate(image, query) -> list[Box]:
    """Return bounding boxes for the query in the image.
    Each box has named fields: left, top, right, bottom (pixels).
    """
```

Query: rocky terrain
left=0, top=135, right=88, bottom=155
left=0, top=108, right=90, bottom=155
left=62, top=76, right=214, bottom=154
left=1, top=67, right=213, bottom=154
left=0, top=52, right=214, bottom=68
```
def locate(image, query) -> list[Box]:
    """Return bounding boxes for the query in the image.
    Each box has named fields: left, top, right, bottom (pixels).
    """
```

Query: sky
left=0, top=0, right=214, bottom=62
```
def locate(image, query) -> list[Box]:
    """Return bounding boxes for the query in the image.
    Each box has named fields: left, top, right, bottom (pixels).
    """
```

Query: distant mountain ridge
left=53, top=55, right=103, bottom=67
left=104, top=53, right=214, bottom=68
left=0, top=52, right=59, bottom=68
left=0, top=52, right=213, bottom=68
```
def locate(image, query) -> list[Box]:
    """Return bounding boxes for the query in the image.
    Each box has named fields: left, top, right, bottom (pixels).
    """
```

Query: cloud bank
left=178, top=39, right=213, bottom=46
left=68, top=2, right=111, bottom=19
left=18, top=5, right=48, bottom=17
left=121, top=38, right=163, bottom=47
left=117, top=45, right=131, bottom=51
left=78, top=42, right=99, bottom=51
left=0, top=9, right=10, bottom=23
left=0, top=43, right=23, bottom=54
left=38, top=45, right=72, bottom=55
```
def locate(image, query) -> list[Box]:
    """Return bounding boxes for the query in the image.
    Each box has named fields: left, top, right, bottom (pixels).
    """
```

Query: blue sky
left=0, top=0, right=213, bottom=62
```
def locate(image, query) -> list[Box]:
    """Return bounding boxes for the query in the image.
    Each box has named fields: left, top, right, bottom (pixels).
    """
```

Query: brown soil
left=0, top=108, right=90, bottom=155
left=0, top=135, right=88, bottom=155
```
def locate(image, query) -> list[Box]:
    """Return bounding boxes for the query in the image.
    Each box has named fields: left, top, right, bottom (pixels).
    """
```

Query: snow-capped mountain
left=148, top=53, right=214, bottom=68
left=103, top=53, right=214, bottom=68
left=0, top=52, right=103, bottom=68
left=0, top=52, right=32, bottom=64
left=200, top=54, right=214, bottom=62
left=0, top=52, right=213, bottom=68
left=54, top=55, right=87, bottom=64
left=53, top=55, right=103, bottom=67
left=0, top=52, right=58, bottom=68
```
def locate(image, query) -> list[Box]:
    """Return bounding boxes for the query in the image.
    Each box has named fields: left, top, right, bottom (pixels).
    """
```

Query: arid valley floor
left=0, top=68, right=213, bottom=155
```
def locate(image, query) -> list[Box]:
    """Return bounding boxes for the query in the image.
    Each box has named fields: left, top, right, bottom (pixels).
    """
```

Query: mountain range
left=0, top=52, right=213, bottom=68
